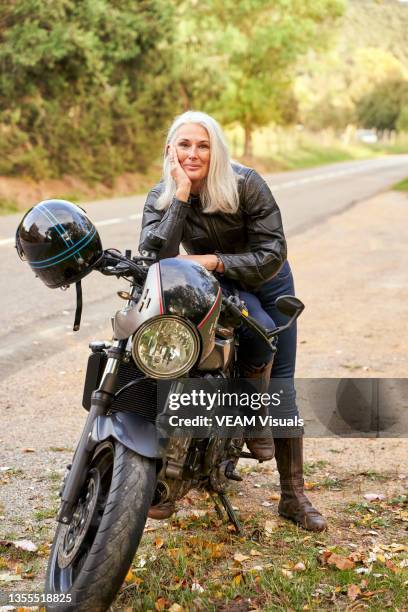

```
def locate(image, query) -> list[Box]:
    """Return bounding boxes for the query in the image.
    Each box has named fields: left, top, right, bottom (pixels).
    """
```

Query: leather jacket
left=138, top=162, right=287, bottom=290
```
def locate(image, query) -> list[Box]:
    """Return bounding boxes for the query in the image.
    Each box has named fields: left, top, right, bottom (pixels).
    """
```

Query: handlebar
left=96, top=249, right=151, bottom=282
left=96, top=249, right=302, bottom=350
left=221, top=295, right=277, bottom=351
left=221, top=291, right=304, bottom=350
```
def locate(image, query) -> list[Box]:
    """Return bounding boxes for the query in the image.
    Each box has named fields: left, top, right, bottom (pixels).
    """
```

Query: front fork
left=57, top=339, right=127, bottom=524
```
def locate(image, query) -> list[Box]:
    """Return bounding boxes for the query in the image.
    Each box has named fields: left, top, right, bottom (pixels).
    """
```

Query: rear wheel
left=45, top=440, right=156, bottom=611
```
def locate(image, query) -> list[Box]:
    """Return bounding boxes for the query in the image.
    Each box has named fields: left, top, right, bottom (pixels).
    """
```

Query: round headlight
left=132, top=316, right=200, bottom=379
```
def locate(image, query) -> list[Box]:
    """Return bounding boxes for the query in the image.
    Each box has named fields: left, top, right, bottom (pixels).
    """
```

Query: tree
left=294, top=0, right=408, bottom=131
left=175, top=0, right=344, bottom=156
left=396, top=106, right=408, bottom=133
left=356, top=78, right=408, bottom=131
left=0, top=0, right=179, bottom=181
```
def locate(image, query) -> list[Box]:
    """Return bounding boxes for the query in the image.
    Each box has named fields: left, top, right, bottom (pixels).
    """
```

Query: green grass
left=113, top=510, right=408, bottom=611
left=34, top=507, right=57, bottom=521
left=0, top=197, right=19, bottom=214
left=303, top=460, right=330, bottom=476
left=271, top=145, right=364, bottom=170
left=393, top=177, right=408, bottom=191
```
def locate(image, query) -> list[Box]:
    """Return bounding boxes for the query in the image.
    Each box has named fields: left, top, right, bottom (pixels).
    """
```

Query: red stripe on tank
left=198, top=286, right=222, bottom=330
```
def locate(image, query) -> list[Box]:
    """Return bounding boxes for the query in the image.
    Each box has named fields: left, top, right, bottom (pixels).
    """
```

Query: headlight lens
left=132, top=316, right=200, bottom=379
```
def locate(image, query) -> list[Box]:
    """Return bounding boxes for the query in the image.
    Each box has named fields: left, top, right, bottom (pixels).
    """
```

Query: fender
left=90, top=411, right=165, bottom=459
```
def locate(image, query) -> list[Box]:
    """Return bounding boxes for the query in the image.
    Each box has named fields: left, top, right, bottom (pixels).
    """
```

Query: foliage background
left=0, top=0, right=407, bottom=185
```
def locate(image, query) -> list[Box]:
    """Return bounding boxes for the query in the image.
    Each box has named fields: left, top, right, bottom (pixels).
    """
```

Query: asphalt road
left=1, top=155, right=407, bottom=379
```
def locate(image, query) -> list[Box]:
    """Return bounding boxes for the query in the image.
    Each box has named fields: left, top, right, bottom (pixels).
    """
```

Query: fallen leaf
left=399, top=559, right=408, bottom=568
left=347, top=584, right=361, bottom=601
left=261, top=501, right=273, bottom=507
left=168, top=605, right=183, bottom=612
left=326, top=552, right=355, bottom=570
left=293, top=562, right=306, bottom=572
left=232, top=574, right=243, bottom=586
left=264, top=519, right=278, bottom=535
left=304, top=481, right=318, bottom=490
left=364, top=493, right=385, bottom=502
left=268, top=493, right=280, bottom=501
left=0, top=539, right=38, bottom=553
left=361, top=589, right=385, bottom=598
left=124, top=570, right=143, bottom=586
left=390, top=543, right=407, bottom=552
left=154, top=537, right=165, bottom=549
left=208, top=543, right=225, bottom=558
left=349, top=551, right=365, bottom=562
left=22, top=448, right=36, bottom=453
left=234, top=553, right=250, bottom=563
left=385, top=560, right=398, bottom=573
left=250, top=549, right=263, bottom=557
left=155, top=597, right=169, bottom=611
left=125, top=570, right=135, bottom=583
left=281, top=568, right=293, bottom=578
left=14, top=539, right=38, bottom=552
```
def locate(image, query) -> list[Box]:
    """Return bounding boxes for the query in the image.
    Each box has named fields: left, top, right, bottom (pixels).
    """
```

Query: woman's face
left=173, top=123, right=211, bottom=185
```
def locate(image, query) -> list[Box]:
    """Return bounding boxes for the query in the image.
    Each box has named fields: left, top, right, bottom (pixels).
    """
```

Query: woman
left=139, top=111, right=326, bottom=531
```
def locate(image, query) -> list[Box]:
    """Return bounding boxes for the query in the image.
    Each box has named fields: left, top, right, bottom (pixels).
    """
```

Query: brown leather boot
left=240, top=361, right=275, bottom=462
left=274, top=435, right=327, bottom=531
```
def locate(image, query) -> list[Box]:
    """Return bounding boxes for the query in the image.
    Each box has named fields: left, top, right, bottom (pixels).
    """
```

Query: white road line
left=95, top=217, right=123, bottom=227
left=1, top=159, right=404, bottom=246
left=0, top=238, right=14, bottom=246
left=1, top=213, right=143, bottom=247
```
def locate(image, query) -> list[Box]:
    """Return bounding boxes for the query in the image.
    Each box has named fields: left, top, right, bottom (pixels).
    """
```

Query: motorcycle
left=16, top=201, right=303, bottom=611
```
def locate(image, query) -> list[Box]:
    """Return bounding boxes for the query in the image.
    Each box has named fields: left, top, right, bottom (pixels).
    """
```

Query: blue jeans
left=220, top=260, right=299, bottom=421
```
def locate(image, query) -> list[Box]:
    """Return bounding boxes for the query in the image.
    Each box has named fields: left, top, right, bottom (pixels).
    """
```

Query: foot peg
left=225, top=461, right=242, bottom=482
left=240, top=450, right=258, bottom=459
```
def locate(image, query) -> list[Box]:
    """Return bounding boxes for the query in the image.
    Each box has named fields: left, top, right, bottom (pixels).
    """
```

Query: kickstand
left=209, top=491, right=225, bottom=520
left=217, top=491, right=242, bottom=533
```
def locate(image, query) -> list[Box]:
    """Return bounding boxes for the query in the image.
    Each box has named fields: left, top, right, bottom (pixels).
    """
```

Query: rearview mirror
left=275, top=295, right=305, bottom=318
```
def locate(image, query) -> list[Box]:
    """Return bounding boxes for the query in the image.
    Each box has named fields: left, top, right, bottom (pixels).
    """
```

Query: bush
left=356, top=78, right=408, bottom=132
left=396, top=106, right=408, bottom=133
left=0, top=1, right=180, bottom=182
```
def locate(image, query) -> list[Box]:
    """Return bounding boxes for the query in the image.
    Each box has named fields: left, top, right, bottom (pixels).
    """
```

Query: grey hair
left=156, top=111, right=239, bottom=214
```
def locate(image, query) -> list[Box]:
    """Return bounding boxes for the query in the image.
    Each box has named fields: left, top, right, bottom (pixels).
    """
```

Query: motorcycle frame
left=57, top=255, right=304, bottom=525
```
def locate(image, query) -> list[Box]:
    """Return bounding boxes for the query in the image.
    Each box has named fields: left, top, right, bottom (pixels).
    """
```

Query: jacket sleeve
left=138, top=187, right=190, bottom=259
left=217, top=170, right=287, bottom=289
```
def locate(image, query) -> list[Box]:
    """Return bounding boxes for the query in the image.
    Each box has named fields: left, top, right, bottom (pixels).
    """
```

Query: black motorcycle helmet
left=16, top=199, right=103, bottom=289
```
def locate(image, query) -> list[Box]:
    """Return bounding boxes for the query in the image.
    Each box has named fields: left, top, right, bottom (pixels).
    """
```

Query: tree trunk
left=179, top=82, right=191, bottom=112
left=244, top=124, right=253, bottom=157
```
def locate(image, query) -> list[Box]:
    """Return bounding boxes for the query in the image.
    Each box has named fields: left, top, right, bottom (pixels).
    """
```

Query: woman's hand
left=177, top=254, right=224, bottom=272
left=168, top=143, right=191, bottom=202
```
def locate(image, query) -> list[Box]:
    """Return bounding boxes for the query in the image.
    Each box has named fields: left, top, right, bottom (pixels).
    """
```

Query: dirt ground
left=0, top=190, right=407, bottom=606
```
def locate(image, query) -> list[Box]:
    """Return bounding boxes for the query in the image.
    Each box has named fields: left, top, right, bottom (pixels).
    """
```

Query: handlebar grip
left=221, top=297, right=274, bottom=351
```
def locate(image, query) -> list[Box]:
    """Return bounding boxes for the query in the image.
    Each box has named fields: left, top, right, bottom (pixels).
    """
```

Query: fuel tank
left=113, top=258, right=222, bottom=363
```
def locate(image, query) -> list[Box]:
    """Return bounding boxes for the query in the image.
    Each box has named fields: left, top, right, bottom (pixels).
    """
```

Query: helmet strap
left=73, top=280, right=83, bottom=331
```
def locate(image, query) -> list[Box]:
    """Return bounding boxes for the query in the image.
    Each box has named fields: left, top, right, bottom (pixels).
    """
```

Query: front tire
left=45, top=440, right=156, bottom=611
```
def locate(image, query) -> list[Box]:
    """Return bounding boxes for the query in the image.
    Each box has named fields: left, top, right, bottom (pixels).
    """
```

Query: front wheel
left=45, top=440, right=156, bottom=611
